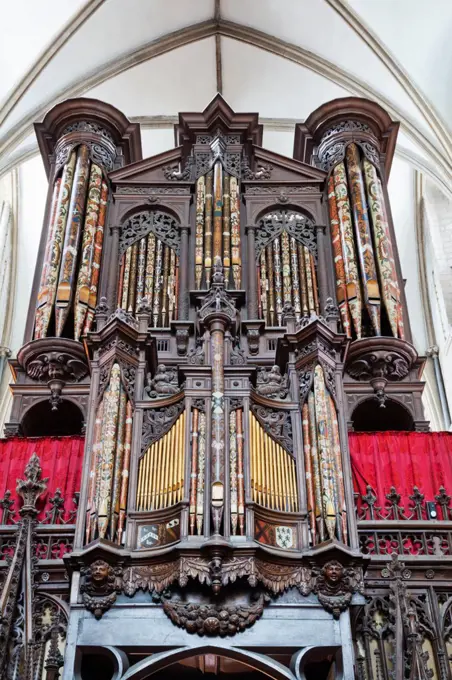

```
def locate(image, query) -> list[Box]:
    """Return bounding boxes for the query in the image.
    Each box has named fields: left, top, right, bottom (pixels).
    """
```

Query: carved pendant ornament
left=162, top=593, right=269, bottom=636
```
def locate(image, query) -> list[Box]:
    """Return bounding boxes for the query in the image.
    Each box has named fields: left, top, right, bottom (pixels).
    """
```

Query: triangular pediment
left=109, top=97, right=327, bottom=188
left=248, top=146, right=326, bottom=184
left=109, top=147, right=185, bottom=186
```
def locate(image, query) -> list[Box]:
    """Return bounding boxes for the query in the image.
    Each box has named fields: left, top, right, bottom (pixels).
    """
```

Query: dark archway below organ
left=21, top=398, right=84, bottom=437
left=351, top=397, right=414, bottom=432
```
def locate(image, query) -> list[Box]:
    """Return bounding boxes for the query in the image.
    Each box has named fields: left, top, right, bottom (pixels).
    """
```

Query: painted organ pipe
left=137, top=411, right=186, bottom=511
left=229, top=408, right=245, bottom=535
left=211, top=323, right=226, bottom=533
left=189, top=407, right=207, bottom=535
left=117, top=233, right=179, bottom=327
left=327, top=143, right=403, bottom=339
left=301, top=364, right=347, bottom=545
left=249, top=412, right=299, bottom=513
left=85, top=363, right=133, bottom=544
left=34, top=145, right=107, bottom=340
left=258, top=232, right=319, bottom=326
left=195, top=165, right=241, bottom=290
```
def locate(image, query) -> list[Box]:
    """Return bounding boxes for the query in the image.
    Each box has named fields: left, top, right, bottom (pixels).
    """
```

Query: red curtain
left=0, top=436, right=85, bottom=522
left=350, top=431, right=452, bottom=517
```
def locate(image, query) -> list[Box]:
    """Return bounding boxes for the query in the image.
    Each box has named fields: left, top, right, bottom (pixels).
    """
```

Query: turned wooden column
left=315, top=224, right=330, bottom=314
left=107, top=225, right=121, bottom=313
left=178, top=225, right=190, bottom=320
left=245, top=224, right=258, bottom=318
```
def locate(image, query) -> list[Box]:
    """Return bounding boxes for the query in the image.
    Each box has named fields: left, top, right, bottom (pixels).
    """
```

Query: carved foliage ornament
left=141, top=399, right=185, bottom=453
left=116, top=186, right=190, bottom=195
left=119, top=210, right=180, bottom=256
left=251, top=403, right=293, bottom=454
left=61, top=121, right=115, bottom=143
left=316, top=139, right=380, bottom=173
left=55, top=141, right=116, bottom=174
left=163, top=593, right=269, bottom=636
left=347, top=347, right=414, bottom=382
left=256, top=210, right=317, bottom=259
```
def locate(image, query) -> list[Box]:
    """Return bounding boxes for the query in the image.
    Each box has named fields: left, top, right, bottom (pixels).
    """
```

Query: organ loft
left=0, top=94, right=451, bottom=680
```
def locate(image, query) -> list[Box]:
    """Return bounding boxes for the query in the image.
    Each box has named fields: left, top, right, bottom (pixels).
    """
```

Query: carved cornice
left=293, top=96, right=399, bottom=177
left=17, top=338, right=89, bottom=383
left=34, top=97, right=142, bottom=178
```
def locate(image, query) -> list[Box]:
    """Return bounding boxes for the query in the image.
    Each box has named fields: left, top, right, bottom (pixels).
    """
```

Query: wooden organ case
left=0, top=95, right=435, bottom=680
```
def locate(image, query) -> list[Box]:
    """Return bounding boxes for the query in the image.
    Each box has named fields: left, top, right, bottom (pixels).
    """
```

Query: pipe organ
left=195, top=164, right=241, bottom=290
left=327, top=143, right=404, bottom=340
left=35, top=145, right=108, bottom=340
left=3, top=95, right=432, bottom=679
left=256, top=210, right=319, bottom=325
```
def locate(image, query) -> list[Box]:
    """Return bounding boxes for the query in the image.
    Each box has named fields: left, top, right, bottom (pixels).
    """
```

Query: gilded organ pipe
left=249, top=412, right=298, bottom=513
left=137, top=412, right=186, bottom=512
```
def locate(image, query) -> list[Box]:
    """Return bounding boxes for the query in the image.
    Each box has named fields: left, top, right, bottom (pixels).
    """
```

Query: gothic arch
left=121, top=644, right=296, bottom=680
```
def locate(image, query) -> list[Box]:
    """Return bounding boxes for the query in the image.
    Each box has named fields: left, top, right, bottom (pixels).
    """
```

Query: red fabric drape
left=350, top=431, right=452, bottom=517
left=0, top=436, right=85, bottom=522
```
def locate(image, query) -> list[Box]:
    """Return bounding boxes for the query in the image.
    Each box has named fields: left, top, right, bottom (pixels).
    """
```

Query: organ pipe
left=35, top=144, right=107, bottom=340
left=194, top=169, right=242, bottom=290
left=117, top=233, right=179, bottom=326
left=137, top=411, right=186, bottom=512
left=228, top=407, right=245, bottom=536
left=258, top=232, right=319, bottom=325
left=327, top=143, right=404, bottom=339
left=188, top=406, right=207, bottom=535
left=85, top=363, right=133, bottom=544
left=249, top=412, right=299, bottom=513
left=302, top=364, right=347, bottom=545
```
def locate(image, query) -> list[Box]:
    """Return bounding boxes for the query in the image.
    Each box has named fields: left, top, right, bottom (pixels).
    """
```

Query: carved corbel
left=80, top=560, right=122, bottom=620
left=311, top=560, right=364, bottom=619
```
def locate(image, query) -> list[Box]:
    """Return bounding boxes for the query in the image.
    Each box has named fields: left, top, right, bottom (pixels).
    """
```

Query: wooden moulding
left=35, top=97, right=143, bottom=177
left=293, top=96, right=399, bottom=179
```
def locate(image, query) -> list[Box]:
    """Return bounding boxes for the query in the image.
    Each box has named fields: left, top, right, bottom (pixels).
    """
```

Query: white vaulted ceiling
left=0, top=0, right=451, bottom=431
left=0, top=0, right=451, bottom=184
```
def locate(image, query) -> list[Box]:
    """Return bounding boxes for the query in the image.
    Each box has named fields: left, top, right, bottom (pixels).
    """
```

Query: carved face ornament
left=324, top=561, right=343, bottom=587
left=90, top=560, right=109, bottom=585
